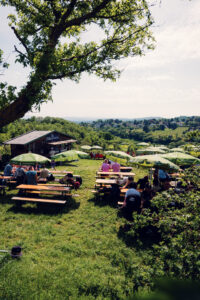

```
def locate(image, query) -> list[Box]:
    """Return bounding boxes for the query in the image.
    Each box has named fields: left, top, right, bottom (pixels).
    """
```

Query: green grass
left=0, top=160, right=148, bottom=299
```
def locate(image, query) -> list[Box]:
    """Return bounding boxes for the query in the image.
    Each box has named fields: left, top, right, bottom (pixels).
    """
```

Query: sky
left=1, top=0, right=200, bottom=120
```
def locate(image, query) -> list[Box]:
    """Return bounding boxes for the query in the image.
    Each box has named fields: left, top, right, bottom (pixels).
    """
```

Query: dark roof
left=4, top=130, right=53, bottom=145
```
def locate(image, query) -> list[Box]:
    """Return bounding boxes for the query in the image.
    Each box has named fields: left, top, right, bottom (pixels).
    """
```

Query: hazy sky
left=1, top=0, right=200, bottom=120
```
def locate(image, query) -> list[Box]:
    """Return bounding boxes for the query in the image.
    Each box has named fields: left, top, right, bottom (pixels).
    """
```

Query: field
left=0, top=160, right=148, bottom=300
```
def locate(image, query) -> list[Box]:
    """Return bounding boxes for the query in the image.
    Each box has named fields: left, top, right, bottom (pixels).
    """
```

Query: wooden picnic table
left=95, top=179, right=117, bottom=185
left=16, top=184, right=71, bottom=195
left=97, top=171, right=135, bottom=177
left=0, top=176, right=15, bottom=180
left=120, top=166, right=133, bottom=172
left=12, top=184, right=72, bottom=205
left=47, top=170, right=73, bottom=174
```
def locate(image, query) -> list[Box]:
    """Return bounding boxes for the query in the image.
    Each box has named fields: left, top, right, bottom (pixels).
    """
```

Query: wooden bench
left=12, top=197, right=66, bottom=205
left=38, top=178, right=47, bottom=183
left=27, top=190, right=72, bottom=196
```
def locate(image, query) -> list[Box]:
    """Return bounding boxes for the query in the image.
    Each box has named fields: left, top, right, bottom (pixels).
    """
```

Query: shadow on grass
left=7, top=196, right=80, bottom=216
left=0, top=193, right=14, bottom=205
left=88, top=194, right=118, bottom=208
left=57, top=161, right=79, bottom=168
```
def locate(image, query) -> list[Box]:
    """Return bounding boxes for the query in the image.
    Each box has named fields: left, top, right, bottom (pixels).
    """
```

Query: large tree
left=0, top=0, right=154, bottom=127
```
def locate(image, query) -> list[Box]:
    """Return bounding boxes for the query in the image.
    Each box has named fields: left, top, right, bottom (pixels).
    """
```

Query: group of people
left=120, top=176, right=155, bottom=220
left=98, top=161, right=167, bottom=221
left=3, top=163, right=54, bottom=185
left=100, top=159, right=121, bottom=172
left=90, top=152, right=105, bottom=160
left=2, top=162, right=82, bottom=190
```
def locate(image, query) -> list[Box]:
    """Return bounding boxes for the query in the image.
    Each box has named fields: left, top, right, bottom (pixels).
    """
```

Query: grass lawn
left=0, top=159, right=148, bottom=300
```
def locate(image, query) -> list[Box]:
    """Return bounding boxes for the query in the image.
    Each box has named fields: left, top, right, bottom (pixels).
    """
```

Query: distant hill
left=64, top=116, right=162, bottom=123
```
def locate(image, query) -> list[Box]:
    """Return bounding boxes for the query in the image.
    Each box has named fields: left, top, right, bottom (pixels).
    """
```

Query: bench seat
left=12, top=196, right=66, bottom=205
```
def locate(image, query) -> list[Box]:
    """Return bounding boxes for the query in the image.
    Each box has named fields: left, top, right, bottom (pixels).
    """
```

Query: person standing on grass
left=51, top=159, right=56, bottom=170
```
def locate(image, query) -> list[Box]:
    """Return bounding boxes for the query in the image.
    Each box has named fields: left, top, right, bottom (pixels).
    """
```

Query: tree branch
left=14, top=45, right=28, bottom=60
left=64, top=0, right=112, bottom=28
left=11, top=26, right=31, bottom=57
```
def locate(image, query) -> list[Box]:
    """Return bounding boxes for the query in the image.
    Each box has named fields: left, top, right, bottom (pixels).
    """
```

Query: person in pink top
left=101, top=159, right=110, bottom=172
left=111, top=161, right=120, bottom=172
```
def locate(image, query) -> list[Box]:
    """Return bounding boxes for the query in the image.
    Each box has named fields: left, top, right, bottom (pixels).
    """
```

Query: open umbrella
left=52, top=150, right=78, bottom=162
left=130, top=154, right=179, bottom=171
left=105, top=150, right=133, bottom=160
left=136, top=147, right=166, bottom=155
left=91, top=145, right=102, bottom=150
left=74, top=150, right=90, bottom=159
left=137, top=142, right=150, bottom=147
left=10, top=153, right=51, bottom=165
left=170, top=147, right=185, bottom=153
left=81, top=145, right=91, bottom=150
left=161, top=152, right=200, bottom=166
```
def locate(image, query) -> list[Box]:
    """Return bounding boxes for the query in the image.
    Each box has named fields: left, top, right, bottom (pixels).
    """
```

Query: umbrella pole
left=149, top=168, right=153, bottom=186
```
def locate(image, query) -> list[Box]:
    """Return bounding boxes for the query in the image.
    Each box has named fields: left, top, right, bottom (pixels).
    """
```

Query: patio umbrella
left=136, top=147, right=166, bottom=155
left=52, top=150, right=79, bottom=162
left=137, top=142, right=149, bottom=147
left=161, top=152, right=200, bottom=166
left=105, top=150, right=133, bottom=160
left=170, top=147, right=185, bottom=153
left=74, top=150, right=90, bottom=159
left=10, top=153, right=51, bottom=165
left=81, top=145, right=91, bottom=150
left=157, top=145, right=169, bottom=151
left=130, top=154, right=180, bottom=171
left=91, top=145, right=102, bottom=150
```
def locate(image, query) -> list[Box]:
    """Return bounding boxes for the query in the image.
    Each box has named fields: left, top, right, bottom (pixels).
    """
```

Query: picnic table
left=48, top=170, right=73, bottom=174
left=120, top=166, right=133, bottom=172
left=0, top=176, right=15, bottom=180
left=12, top=184, right=72, bottom=205
left=97, top=171, right=135, bottom=178
left=96, top=178, right=117, bottom=185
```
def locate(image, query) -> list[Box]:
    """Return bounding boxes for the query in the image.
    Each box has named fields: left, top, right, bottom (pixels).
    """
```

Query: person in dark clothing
left=15, top=166, right=26, bottom=185
left=137, top=176, right=149, bottom=190
left=121, top=182, right=141, bottom=220
left=141, top=183, right=155, bottom=209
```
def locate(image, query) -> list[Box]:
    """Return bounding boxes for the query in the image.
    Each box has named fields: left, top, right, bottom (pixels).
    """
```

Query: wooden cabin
left=3, top=130, right=77, bottom=158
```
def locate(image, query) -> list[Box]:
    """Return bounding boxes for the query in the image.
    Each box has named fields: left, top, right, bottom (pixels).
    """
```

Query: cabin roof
left=4, top=130, right=55, bottom=145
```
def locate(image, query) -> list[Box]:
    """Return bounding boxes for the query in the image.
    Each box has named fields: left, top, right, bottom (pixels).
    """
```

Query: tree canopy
left=0, top=0, right=154, bottom=127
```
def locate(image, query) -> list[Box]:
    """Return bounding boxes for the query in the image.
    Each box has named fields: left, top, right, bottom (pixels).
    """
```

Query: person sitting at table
left=59, top=173, right=81, bottom=190
left=26, top=166, right=37, bottom=185
left=111, top=161, right=120, bottom=172
left=121, top=182, right=141, bottom=220
left=4, top=163, right=13, bottom=176
left=15, top=165, right=26, bottom=185
left=137, top=176, right=149, bottom=190
left=121, top=176, right=135, bottom=189
left=101, top=159, right=110, bottom=172
left=39, top=166, right=54, bottom=181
